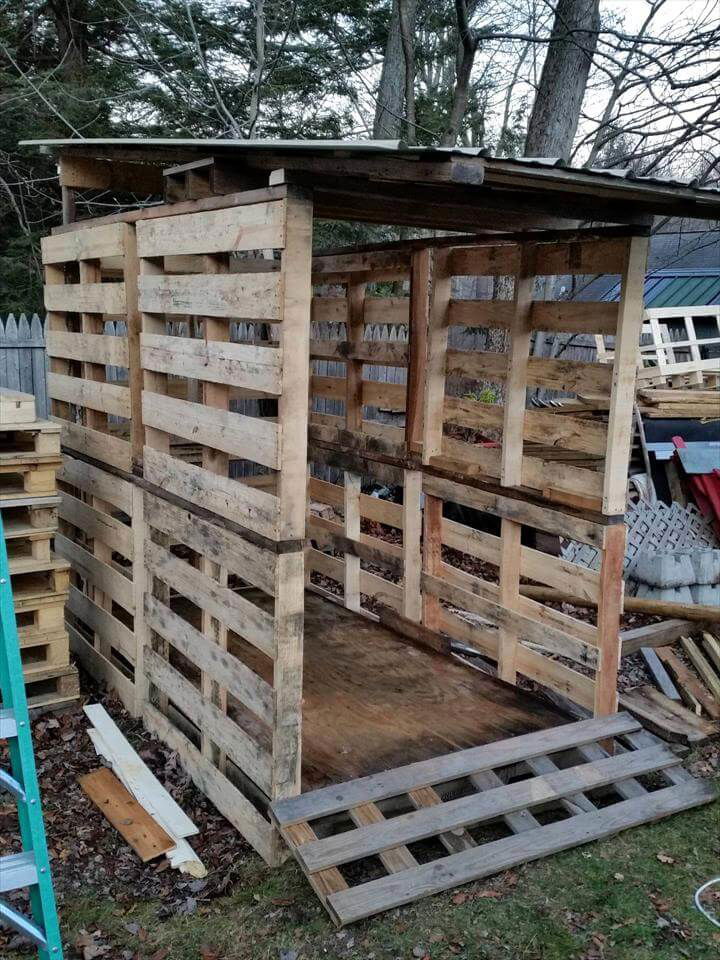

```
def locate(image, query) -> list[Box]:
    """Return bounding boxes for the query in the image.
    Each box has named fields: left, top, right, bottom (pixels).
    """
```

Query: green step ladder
left=0, top=511, right=64, bottom=958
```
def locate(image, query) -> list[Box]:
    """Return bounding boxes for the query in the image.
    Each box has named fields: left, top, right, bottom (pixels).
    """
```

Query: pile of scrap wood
left=637, top=388, right=719, bottom=419
left=80, top=704, right=206, bottom=876
left=620, top=626, right=720, bottom=745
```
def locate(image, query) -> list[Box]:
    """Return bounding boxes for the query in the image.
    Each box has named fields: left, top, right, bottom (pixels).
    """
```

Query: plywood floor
left=233, top=591, right=567, bottom=792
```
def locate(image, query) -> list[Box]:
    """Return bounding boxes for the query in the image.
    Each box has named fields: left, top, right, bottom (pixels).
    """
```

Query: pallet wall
left=57, top=454, right=141, bottom=715
left=43, top=185, right=313, bottom=864
left=306, top=234, right=647, bottom=718
left=43, top=221, right=140, bottom=471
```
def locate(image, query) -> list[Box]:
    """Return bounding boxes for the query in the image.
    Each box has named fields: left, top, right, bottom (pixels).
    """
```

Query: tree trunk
left=397, top=0, right=417, bottom=145
left=48, top=0, right=88, bottom=79
left=374, top=0, right=417, bottom=139
left=524, top=0, right=600, bottom=159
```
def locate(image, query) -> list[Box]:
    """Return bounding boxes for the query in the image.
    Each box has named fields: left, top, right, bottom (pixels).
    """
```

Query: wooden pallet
left=270, top=713, right=716, bottom=925
left=3, top=497, right=59, bottom=571
left=0, top=459, right=62, bottom=500
left=0, top=419, right=61, bottom=459
left=24, top=663, right=80, bottom=712
left=20, top=628, right=71, bottom=674
left=12, top=580, right=68, bottom=636
left=10, top=558, right=70, bottom=596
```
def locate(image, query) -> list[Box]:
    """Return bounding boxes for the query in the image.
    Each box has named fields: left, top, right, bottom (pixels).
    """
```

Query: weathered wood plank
left=142, top=447, right=280, bottom=540
left=41, top=222, right=126, bottom=264
left=49, top=373, right=131, bottom=419
left=136, top=201, right=285, bottom=257
left=142, top=392, right=280, bottom=470
left=138, top=273, right=281, bottom=319
left=44, top=282, right=126, bottom=315
left=47, top=331, right=129, bottom=366
left=141, top=334, right=282, bottom=394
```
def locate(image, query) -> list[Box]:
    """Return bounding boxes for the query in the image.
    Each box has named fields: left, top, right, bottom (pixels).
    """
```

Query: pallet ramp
left=269, top=713, right=716, bottom=925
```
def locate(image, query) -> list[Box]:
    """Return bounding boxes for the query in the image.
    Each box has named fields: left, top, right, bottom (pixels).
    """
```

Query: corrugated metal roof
left=18, top=137, right=720, bottom=199
left=603, top=268, right=720, bottom=307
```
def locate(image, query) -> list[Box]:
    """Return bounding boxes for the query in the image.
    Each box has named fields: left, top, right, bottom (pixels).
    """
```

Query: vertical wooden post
left=122, top=223, right=143, bottom=468
left=594, top=522, right=626, bottom=717
left=272, top=550, right=305, bottom=799
left=405, top=248, right=431, bottom=454
left=139, top=257, right=170, bottom=457
left=44, top=264, right=71, bottom=424
left=603, top=235, right=649, bottom=515
left=501, top=244, right=536, bottom=487
left=61, top=186, right=76, bottom=225
left=78, top=256, right=114, bottom=658
left=422, top=493, right=443, bottom=631
left=344, top=471, right=361, bottom=611
left=272, top=186, right=313, bottom=805
left=277, top=187, right=313, bottom=541
left=402, top=470, right=423, bottom=622
left=200, top=253, right=230, bottom=765
left=345, top=280, right=366, bottom=432
left=421, top=248, right=451, bottom=463
left=131, top=485, right=147, bottom=718
left=497, top=518, right=522, bottom=684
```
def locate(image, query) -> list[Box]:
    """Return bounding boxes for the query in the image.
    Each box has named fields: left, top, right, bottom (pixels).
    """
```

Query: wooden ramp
left=270, top=713, right=716, bottom=926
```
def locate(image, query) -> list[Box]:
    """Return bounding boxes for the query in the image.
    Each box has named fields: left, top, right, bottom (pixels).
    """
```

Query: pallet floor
left=229, top=591, right=566, bottom=791
left=271, top=715, right=716, bottom=925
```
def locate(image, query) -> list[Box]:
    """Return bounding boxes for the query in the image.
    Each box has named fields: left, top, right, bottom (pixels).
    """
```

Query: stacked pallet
left=637, top=388, right=720, bottom=419
left=0, top=388, right=79, bottom=711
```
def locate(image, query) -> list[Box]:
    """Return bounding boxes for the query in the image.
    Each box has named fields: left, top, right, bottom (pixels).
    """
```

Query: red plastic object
left=672, top=435, right=720, bottom=537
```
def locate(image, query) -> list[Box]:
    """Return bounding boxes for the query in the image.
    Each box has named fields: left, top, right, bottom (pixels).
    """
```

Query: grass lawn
left=12, top=769, right=719, bottom=960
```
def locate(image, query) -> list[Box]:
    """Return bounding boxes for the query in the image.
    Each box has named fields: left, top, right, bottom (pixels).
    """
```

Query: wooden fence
left=0, top=314, right=49, bottom=417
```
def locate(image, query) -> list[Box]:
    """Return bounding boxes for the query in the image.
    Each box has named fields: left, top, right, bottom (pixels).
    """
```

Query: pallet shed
left=21, top=138, right=720, bottom=913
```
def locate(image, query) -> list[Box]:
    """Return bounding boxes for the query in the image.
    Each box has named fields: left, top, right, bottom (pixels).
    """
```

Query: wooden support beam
left=422, top=494, right=443, bottom=632
left=501, top=244, right=536, bottom=487
left=344, top=472, right=361, bottom=611
left=497, top=518, right=522, bottom=684
left=594, top=523, right=626, bottom=717
left=405, top=248, right=431, bottom=453
left=603, top=237, right=649, bottom=513
left=402, top=470, right=422, bottom=623
left=421, top=249, right=451, bottom=462
left=345, top=281, right=366, bottom=432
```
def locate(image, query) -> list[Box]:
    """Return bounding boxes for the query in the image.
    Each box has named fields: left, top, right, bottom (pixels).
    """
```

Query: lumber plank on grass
left=79, top=767, right=174, bottom=862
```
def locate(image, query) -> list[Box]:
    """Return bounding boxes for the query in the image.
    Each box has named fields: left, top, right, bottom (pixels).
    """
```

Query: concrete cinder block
left=632, top=548, right=720, bottom=588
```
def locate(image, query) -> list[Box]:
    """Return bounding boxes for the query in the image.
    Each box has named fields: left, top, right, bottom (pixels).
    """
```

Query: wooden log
left=518, top=585, right=718, bottom=623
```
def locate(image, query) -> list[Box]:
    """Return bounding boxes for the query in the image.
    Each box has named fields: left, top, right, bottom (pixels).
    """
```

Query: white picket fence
left=0, top=314, right=49, bottom=418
